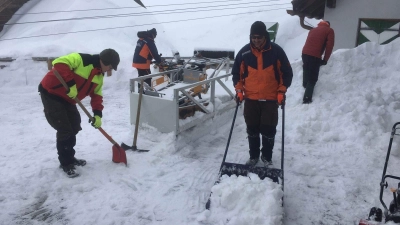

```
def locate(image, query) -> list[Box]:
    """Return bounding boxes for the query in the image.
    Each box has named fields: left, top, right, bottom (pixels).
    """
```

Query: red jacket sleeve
left=323, top=29, right=335, bottom=62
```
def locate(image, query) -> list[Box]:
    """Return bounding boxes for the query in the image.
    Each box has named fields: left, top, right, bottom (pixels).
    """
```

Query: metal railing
left=129, top=70, right=235, bottom=134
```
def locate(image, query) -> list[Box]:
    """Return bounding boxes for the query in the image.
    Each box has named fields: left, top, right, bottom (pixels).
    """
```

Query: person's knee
left=246, top=125, right=260, bottom=138
left=260, top=125, right=276, bottom=138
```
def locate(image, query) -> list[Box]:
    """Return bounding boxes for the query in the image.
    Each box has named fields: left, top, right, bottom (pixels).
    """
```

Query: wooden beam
left=0, top=57, right=59, bottom=62
left=0, top=57, right=14, bottom=62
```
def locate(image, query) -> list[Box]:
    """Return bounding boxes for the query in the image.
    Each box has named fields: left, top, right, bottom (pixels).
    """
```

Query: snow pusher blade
left=205, top=101, right=286, bottom=210
left=359, top=122, right=400, bottom=224
left=53, top=70, right=128, bottom=166
left=220, top=162, right=282, bottom=183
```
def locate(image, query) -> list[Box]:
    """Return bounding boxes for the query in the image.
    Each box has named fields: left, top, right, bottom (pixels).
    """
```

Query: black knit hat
left=148, top=28, right=157, bottom=38
left=250, top=21, right=267, bottom=36
left=100, top=48, right=120, bottom=71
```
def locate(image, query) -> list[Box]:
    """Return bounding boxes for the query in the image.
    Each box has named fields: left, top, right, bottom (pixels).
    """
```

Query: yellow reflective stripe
left=52, top=53, right=82, bottom=71
left=52, top=53, right=94, bottom=79
left=53, top=53, right=104, bottom=96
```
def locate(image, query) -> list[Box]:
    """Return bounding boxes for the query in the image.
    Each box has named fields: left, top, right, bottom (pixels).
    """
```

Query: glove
left=66, top=84, right=78, bottom=99
left=89, top=115, right=102, bottom=129
left=320, top=60, right=327, bottom=66
left=277, top=92, right=285, bottom=105
left=235, top=89, right=244, bottom=103
left=158, top=63, right=165, bottom=72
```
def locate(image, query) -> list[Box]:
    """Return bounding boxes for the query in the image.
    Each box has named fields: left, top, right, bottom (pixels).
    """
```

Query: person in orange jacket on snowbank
left=38, top=49, right=120, bottom=178
left=302, top=20, right=335, bottom=104
left=232, top=21, right=293, bottom=167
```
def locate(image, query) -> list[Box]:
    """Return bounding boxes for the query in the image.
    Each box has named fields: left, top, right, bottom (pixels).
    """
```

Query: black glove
left=320, top=60, right=327, bottom=66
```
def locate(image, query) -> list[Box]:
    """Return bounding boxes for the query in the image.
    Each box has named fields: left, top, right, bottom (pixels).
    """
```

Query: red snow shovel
left=53, top=70, right=127, bottom=166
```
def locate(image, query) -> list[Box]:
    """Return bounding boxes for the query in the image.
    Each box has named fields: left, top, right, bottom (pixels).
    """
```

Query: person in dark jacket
left=302, top=20, right=335, bottom=104
left=132, top=28, right=162, bottom=91
left=38, top=49, right=120, bottom=178
left=232, top=21, right=293, bottom=167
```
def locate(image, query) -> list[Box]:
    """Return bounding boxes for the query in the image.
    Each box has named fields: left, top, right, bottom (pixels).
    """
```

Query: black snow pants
left=40, top=91, right=82, bottom=166
left=137, top=68, right=152, bottom=92
left=302, top=54, right=321, bottom=102
left=243, top=100, right=278, bottom=161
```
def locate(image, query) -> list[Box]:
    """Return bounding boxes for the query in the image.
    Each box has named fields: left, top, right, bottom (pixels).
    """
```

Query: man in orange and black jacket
left=302, top=20, right=335, bottom=104
left=232, top=21, right=293, bottom=167
left=132, top=28, right=162, bottom=91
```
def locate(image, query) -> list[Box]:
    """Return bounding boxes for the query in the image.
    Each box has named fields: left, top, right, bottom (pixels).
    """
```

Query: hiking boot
left=261, top=156, right=273, bottom=168
left=60, top=164, right=79, bottom=178
left=245, top=158, right=259, bottom=166
left=73, top=157, right=86, bottom=166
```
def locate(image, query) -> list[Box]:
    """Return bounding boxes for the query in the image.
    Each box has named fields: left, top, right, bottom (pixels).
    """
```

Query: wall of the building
left=324, top=0, right=400, bottom=51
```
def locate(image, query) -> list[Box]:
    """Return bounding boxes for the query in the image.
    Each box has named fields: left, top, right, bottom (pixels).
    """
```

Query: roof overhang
left=286, top=0, right=325, bottom=20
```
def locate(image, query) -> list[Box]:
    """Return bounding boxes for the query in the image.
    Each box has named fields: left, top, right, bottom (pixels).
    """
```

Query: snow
left=1, top=0, right=400, bottom=224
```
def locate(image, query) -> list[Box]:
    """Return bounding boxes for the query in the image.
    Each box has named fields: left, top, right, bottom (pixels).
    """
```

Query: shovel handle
left=53, top=69, right=118, bottom=146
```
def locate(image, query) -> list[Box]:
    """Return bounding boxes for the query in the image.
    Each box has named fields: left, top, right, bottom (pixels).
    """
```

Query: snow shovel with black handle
left=205, top=99, right=285, bottom=210
left=53, top=70, right=127, bottom=166
left=121, top=79, right=150, bottom=152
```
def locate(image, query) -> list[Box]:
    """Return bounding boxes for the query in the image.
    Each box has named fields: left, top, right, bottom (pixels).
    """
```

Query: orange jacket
left=302, top=21, right=335, bottom=62
left=232, top=40, right=293, bottom=101
left=132, top=37, right=161, bottom=69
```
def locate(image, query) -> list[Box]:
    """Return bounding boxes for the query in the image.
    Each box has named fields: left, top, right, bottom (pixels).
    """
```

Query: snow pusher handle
left=53, top=69, right=127, bottom=165
left=120, top=79, right=150, bottom=152
left=280, top=97, right=285, bottom=192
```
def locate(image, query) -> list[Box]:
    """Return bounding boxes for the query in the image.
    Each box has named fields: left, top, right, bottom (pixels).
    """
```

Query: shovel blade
left=220, top=162, right=282, bottom=183
left=112, top=144, right=127, bottom=165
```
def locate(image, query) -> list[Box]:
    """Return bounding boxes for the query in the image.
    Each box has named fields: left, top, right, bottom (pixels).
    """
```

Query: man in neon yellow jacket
left=38, top=49, right=120, bottom=178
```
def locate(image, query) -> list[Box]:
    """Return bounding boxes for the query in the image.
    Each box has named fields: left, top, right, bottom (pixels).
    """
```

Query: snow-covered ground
left=1, top=0, right=400, bottom=224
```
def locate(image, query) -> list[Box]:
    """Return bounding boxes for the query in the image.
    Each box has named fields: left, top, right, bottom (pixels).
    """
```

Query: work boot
left=261, top=156, right=273, bottom=168
left=60, top=164, right=79, bottom=178
left=73, top=157, right=86, bottom=166
left=247, top=134, right=261, bottom=160
left=303, top=97, right=312, bottom=104
left=245, top=158, right=259, bottom=166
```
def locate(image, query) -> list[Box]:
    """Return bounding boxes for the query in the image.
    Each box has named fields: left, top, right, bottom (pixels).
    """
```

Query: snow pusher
left=359, top=122, right=400, bottom=225
left=205, top=100, right=285, bottom=209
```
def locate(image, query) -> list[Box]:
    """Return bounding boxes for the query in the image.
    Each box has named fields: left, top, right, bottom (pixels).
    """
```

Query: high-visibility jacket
left=302, top=21, right=335, bottom=62
left=39, top=53, right=104, bottom=117
left=232, top=40, right=293, bottom=101
left=132, top=37, right=161, bottom=69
